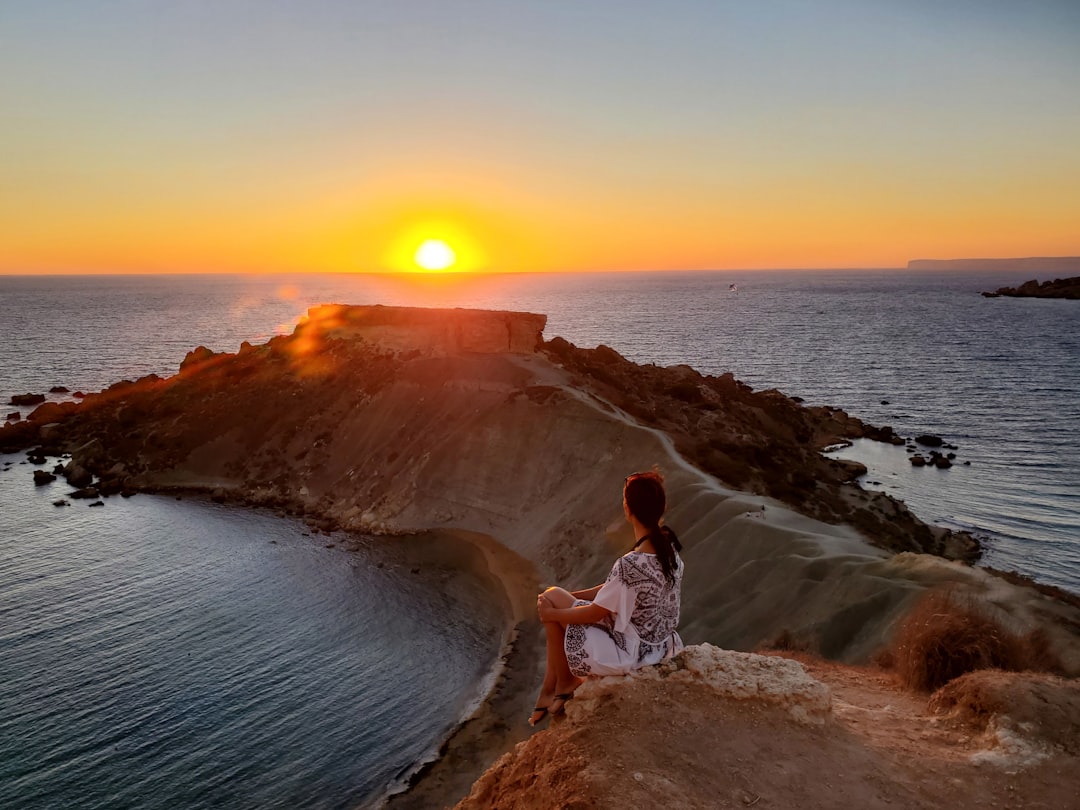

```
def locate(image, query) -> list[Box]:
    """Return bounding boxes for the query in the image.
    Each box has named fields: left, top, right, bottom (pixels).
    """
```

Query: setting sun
left=413, top=239, right=457, bottom=271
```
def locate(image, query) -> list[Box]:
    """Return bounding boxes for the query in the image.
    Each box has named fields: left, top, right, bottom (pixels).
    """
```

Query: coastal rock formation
left=9, top=393, right=45, bottom=406
left=3, top=303, right=1079, bottom=808
left=981, top=277, right=1080, bottom=299
left=32, top=469, right=56, bottom=486
left=575, top=644, right=833, bottom=725
left=298, top=304, right=547, bottom=355
left=457, top=647, right=1080, bottom=810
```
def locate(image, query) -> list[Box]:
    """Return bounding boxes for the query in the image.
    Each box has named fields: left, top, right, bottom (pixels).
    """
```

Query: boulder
left=6, top=412, right=20, bottom=421
left=911, top=455, right=927, bottom=467
left=9, top=393, right=45, bottom=406
left=49, top=386, right=70, bottom=393
left=180, top=346, right=218, bottom=373
left=915, top=434, right=944, bottom=447
left=28, top=401, right=78, bottom=425
left=933, top=456, right=953, bottom=469
left=33, top=470, right=57, bottom=486
left=98, top=478, right=123, bottom=497
left=64, top=462, right=94, bottom=489
left=38, top=422, right=66, bottom=442
left=570, top=644, right=832, bottom=726
left=70, top=487, right=100, bottom=499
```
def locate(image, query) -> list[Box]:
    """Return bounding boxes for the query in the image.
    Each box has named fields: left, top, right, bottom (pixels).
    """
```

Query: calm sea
left=1, top=269, right=1078, bottom=806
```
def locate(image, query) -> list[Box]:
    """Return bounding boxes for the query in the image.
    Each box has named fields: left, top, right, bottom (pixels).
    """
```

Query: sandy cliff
left=4, top=304, right=1078, bottom=807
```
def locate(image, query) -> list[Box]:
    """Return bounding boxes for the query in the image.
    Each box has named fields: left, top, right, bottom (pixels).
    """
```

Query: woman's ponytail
left=624, top=470, right=682, bottom=585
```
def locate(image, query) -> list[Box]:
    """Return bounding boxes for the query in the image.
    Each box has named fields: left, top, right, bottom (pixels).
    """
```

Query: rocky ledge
left=982, top=277, right=1080, bottom=299
left=458, top=645, right=1080, bottom=810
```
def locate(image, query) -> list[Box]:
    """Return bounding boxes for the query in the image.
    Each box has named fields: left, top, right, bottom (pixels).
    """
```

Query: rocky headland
left=908, top=256, right=1080, bottom=274
left=3, top=303, right=1078, bottom=808
left=981, top=277, right=1080, bottom=300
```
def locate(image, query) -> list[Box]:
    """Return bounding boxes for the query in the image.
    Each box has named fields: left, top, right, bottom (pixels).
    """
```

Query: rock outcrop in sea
left=981, top=276, right=1080, bottom=299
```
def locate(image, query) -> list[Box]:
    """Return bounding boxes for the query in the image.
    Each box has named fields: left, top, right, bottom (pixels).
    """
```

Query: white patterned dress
left=564, top=551, right=684, bottom=677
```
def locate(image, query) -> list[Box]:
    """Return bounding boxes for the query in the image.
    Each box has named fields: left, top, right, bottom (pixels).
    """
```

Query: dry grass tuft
left=886, top=588, right=1051, bottom=692
left=756, top=629, right=818, bottom=655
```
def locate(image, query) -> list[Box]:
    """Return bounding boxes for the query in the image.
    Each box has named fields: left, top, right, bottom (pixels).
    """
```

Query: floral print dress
left=564, top=550, right=684, bottom=677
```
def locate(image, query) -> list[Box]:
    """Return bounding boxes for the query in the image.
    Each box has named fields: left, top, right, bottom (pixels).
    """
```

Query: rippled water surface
left=0, top=469, right=504, bottom=809
left=5, top=269, right=1075, bottom=587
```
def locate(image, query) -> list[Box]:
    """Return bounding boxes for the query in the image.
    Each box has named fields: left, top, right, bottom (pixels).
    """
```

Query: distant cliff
left=981, top=277, right=1080, bottom=300
left=908, top=256, right=1080, bottom=273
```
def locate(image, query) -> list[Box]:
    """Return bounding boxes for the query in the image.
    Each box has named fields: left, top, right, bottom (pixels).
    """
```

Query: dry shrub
left=928, top=670, right=1080, bottom=754
left=756, top=629, right=817, bottom=655
left=888, top=588, right=1029, bottom=692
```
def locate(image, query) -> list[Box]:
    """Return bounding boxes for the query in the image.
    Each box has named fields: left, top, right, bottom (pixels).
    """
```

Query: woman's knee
left=542, top=586, right=577, bottom=609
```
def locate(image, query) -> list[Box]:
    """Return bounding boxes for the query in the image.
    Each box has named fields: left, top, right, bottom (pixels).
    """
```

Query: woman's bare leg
left=530, top=587, right=584, bottom=723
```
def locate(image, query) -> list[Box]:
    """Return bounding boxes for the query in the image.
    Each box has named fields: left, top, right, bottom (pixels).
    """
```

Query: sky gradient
left=2, top=0, right=1078, bottom=273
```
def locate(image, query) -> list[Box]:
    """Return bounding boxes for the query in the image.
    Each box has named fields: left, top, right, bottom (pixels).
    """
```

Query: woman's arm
left=538, top=598, right=611, bottom=626
left=570, top=584, right=603, bottom=601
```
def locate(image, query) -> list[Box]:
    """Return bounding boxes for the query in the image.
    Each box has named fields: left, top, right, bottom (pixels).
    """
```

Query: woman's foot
left=548, top=694, right=572, bottom=716
left=549, top=677, right=584, bottom=715
left=528, top=706, right=550, bottom=727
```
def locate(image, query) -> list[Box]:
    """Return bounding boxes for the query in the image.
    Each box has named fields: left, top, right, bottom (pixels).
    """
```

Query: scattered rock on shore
left=9, top=393, right=45, bottom=406
left=64, top=461, right=94, bottom=489
left=33, top=470, right=56, bottom=486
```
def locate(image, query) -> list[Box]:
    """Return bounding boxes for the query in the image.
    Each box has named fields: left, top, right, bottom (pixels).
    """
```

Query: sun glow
left=384, top=220, right=484, bottom=273
left=413, top=239, right=457, bottom=271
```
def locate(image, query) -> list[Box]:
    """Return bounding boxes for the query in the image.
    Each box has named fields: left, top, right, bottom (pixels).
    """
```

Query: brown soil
left=457, top=658, right=1080, bottom=810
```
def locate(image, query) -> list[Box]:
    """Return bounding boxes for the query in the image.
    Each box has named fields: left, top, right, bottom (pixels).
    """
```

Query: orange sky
left=2, top=2, right=1078, bottom=274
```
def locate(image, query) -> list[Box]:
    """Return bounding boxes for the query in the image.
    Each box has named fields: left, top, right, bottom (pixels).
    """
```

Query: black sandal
left=550, top=693, right=574, bottom=715
left=528, top=706, right=549, bottom=727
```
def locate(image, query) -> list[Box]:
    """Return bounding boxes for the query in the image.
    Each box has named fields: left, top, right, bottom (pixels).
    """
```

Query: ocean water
left=1, top=269, right=1078, bottom=806
left=0, top=457, right=505, bottom=809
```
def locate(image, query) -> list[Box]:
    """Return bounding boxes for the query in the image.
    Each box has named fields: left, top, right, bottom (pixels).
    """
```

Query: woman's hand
left=537, top=593, right=556, bottom=623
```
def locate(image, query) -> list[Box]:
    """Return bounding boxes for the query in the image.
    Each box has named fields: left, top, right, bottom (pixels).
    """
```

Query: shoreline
left=379, top=529, right=546, bottom=810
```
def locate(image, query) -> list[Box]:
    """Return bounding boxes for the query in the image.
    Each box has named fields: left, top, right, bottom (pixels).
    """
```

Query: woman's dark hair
left=624, top=470, right=682, bottom=585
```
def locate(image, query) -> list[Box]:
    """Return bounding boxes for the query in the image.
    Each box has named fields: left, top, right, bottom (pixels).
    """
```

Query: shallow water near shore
left=0, top=459, right=505, bottom=809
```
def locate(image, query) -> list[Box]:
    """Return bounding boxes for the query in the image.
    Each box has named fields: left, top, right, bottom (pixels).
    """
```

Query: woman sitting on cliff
left=530, top=470, right=684, bottom=726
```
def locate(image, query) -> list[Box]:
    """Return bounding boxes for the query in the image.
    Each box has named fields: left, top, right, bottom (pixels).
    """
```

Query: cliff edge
left=459, top=645, right=1080, bottom=810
